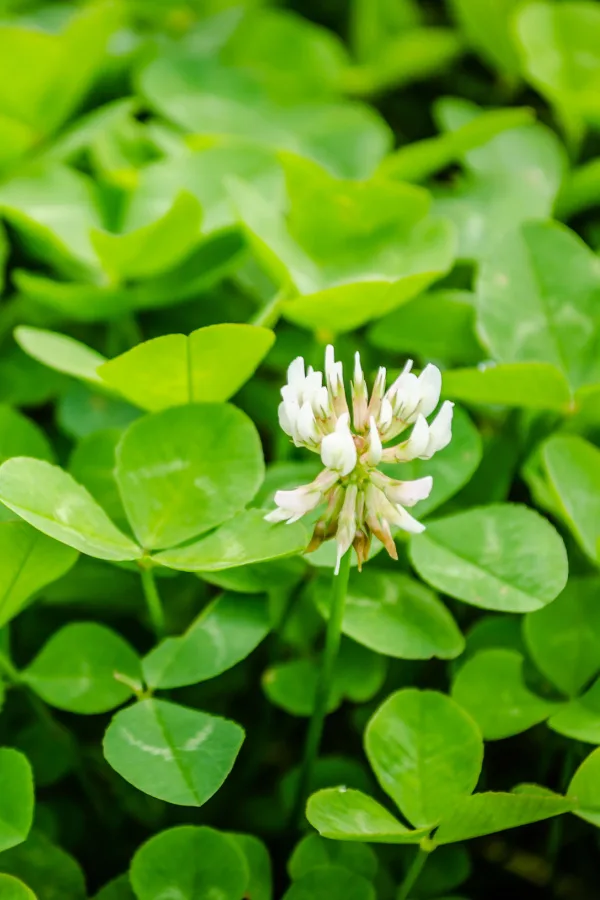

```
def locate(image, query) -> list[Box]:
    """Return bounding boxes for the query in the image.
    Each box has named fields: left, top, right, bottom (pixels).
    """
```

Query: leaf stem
left=397, top=845, right=431, bottom=900
left=292, top=549, right=352, bottom=826
left=0, top=652, right=20, bottom=683
left=252, top=288, right=285, bottom=329
left=140, top=566, right=166, bottom=638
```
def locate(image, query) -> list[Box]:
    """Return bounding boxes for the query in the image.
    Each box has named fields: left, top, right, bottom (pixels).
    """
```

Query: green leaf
left=568, top=747, right=600, bottom=826
left=282, top=866, right=375, bottom=900
left=142, top=592, right=270, bottom=690
left=0, top=164, right=103, bottom=274
left=0, top=406, right=53, bottom=465
left=368, top=290, right=481, bottom=366
left=115, top=404, right=264, bottom=550
left=0, top=521, right=78, bottom=628
left=103, top=698, right=244, bottom=806
left=346, top=27, right=462, bottom=97
left=0, top=875, right=37, bottom=900
left=130, top=825, right=249, bottom=900
left=154, top=509, right=308, bottom=572
left=122, top=144, right=283, bottom=237
left=0, top=749, right=33, bottom=853
left=68, top=429, right=128, bottom=529
left=140, top=55, right=392, bottom=178
left=0, top=458, right=143, bottom=561
left=198, top=557, right=306, bottom=595
left=514, top=2, right=600, bottom=135
left=442, top=363, right=573, bottom=411
left=98, top=325, right=274, bottom=411
left=477, top=221, right=600, bottom=391
left=409, top=504, right=568, bottom=612
left=288, top=834, right=377, bottom=882
left=223, top=8, right=347, bottom=103
left=278, top=221, right=456, bottom=333
left=57, top=383, right=140, bottom=441
left=22, top=623, right=141, bottom=714
left=313, top=569, right=464, bottom=660
left=263, top=640, right=386, bottom=716
left=349, top=0, right=422, bottom=62
left=90, top=192, right=202, bottom=282
left=365, top=689, right=483, bottom=828
left=448, top=0, right=522, bottom=75
left=230, top=834, right=272, bottom=900
left=524, top=578, right=600, bottom=697
left=14, top=327, right=105, bottom=385
left=306, top=787, right=430, bottom=843
left=549, top=678, right=600, bottom=744
left=382, top=404, right=482, bottom=520
left=432, top=100, right=565, bottom=262
left=0, top=831, right=86, bottom=900
left=434, top=789, right=572, bottom=844
left=93, top=875, right=135, bottom=900
left=451, top=649, right=559, bottom=739
left=541, top=435, right=600, bottom=564
left=230, top=161, right=456, bottom=332
left=379, top=108, right=533, bottom=182
left=556, top=156, right=600, bottom=220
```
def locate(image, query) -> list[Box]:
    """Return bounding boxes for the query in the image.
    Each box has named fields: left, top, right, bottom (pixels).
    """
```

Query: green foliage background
left=0, top=0, right=600, bottom=898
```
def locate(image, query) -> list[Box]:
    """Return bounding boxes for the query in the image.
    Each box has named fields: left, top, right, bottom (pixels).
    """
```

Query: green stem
left=140, top=566, right=166, bottom=638
left=0, top=652, right=20, bottom=683
left=251, top=289, right=285, bottom=329
left=397, top=846, right=431, bottom=900
left=292, top=549, right=352, bottom=826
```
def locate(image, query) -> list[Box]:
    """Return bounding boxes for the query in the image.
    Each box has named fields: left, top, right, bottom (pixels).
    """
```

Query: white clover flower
left=265, top=345, right=454, bottom=573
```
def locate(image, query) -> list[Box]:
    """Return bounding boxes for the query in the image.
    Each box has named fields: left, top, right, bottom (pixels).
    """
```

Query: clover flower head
left=266, top=345, right=454, bottom=573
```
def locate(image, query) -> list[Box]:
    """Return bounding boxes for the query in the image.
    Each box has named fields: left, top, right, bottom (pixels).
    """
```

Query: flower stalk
left=291, top=548, right=352, bottom=827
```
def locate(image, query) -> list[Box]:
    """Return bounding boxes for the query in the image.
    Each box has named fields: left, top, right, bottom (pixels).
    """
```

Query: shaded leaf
left=142, top=593, right=270, bottom=690
left=130, top=825, right=249, bottom=900
left=451, top=649, right=559, bottom=739
left=0, top=522, right=77, bottom=628
left=23, top=623, right=141, bottom=714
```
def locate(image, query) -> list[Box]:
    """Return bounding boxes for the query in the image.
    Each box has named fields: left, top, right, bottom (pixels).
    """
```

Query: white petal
left=273, top=486, right=320, bottom=516
left=303, top=369, right=323, bottom=399
left=311, top=385, right=331, bottom=418
left=287, top=357, right=305, bottom=389
left=378, top=397, right=393, bottom=432
left=264, top=507, right=293, bottom=523
left=421, top=401, right=454, bottom=460
left=353, top=351, right=364, bottom=387
left=395, top=505, right=426, bottom=534
left=321, top=413, right=357, bottom=476
left=391, top=414, right=430, bottom=462
left=277, top=401, right=295, bottom=437
left=392, top=372, right=420, bottom=420
left=417, top=364, right=442, bottom=418
left=386, top=475, right=433, bottom=507
left=296, top=402, right=319, bottom=444
left=367, top=416, right=382, bottom=466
